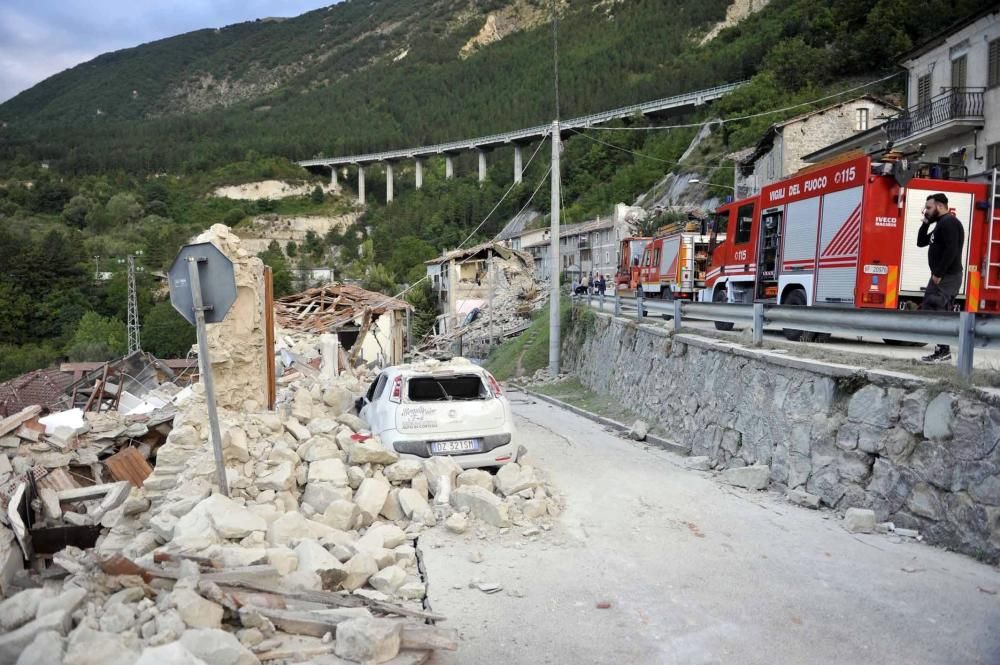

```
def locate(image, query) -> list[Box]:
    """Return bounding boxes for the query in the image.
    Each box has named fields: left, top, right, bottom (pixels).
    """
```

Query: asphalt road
left=421, top=395, right=1000, bottom=665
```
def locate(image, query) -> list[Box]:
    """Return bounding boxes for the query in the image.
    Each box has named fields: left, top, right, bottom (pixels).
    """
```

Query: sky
left=0, top=1, right=334, bottom=103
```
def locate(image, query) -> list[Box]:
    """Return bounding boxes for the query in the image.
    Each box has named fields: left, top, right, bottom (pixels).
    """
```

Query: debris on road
left=843, top=508, right=877, bottom=534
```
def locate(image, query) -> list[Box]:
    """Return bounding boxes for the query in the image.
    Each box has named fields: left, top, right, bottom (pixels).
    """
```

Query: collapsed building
left=421, top=241, right=543, bottom=358
left=0, top=224, right=561, bottom=665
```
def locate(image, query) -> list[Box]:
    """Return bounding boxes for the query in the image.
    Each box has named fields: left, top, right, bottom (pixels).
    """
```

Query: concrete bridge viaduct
left=297, top=81, right=746, bottom=203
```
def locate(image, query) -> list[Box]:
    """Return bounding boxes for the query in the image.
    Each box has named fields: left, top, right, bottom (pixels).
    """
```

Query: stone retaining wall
left=561, top=310, right=1000, bottom=562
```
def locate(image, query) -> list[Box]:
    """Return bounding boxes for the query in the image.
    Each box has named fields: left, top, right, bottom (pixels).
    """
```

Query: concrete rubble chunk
left=171, top=503, right=222, bottom=550
left=255, top=461, right=295, bottom=491
left=308, top=417, right=339, bottom=435
left=267, top=511, right=343, bottom=546
left=336, top=413, right=367, bottom=433
left=456, top=469, right=493, bottom=491
left=366, top=524, right=407, bottom=549
left=222, top=426, right=250, bottom=463
left=369, top=565, right=407, bottom=595
left=297, top=437, right=342, bottom=462
left=171, top=588, right=223, bottom=629
left=380, top=489, right=406, bottom=521
left=450, top=485, right=511, bottom=527
left=302, top=482, right=353, bottom=513
left=36, top=587, right=87, bottom=619
left=200, top=494, right=268, bottom=540
left=320, top=500, right=360, bottom=531
left=422, top=456, right=462, bottom=497
left=0, top=610, right=68, bottom=664
left=494, top=463, right=540, bottom=496
left=341, top=552, right=379, bottom=591
left=0, top=588, right=50, bottom=632
left=283, top=419, right=311, bottom=442
left=628, top=419, right=650, bottom=441
left=397, top=582, right=425, bottom=601
left=720, top=464, right=770, bottom=490
left=99, top=602, right=137, bottom=633
left=266, top=547, right=298, bottom=575
left=292, top=389, right=314, bottom=421
left=334, top=617, right=401, bottom=664
left=354, top=478, right=391, bottom=524
left=684, top=456, right=713, bottom=471
left=15, top=629, right=64, bottom=665
left=397, top=488, right=432, bottom=519
left=786, top=488, right=821, bottom=509
left=136, top=642, right=208, bottom=665
left=323, top=387, right=354, bottom=413
left=180, top=629, right=259, bottom=665
left=294, top=539, right=346, bottom=576
left=843, top=507, right=877, bottom=534
left=62, top=624, right=138, bottom=665
left=383, top=460, right=423, bottom=483
left=308, top=458, right=349, bottom=486
left=348, top=438, right=399, bottom=465
left=445, top=512, right=469, bottom=534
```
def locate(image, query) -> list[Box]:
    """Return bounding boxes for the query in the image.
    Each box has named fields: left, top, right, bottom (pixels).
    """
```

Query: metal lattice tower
left=126, top=254, right=141, bottom=354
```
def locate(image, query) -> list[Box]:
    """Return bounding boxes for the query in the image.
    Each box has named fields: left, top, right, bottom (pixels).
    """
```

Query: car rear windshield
left=407, top=375, right=487, bottom=401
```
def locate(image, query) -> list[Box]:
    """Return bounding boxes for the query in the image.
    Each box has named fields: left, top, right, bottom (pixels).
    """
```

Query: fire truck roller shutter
left=815, top=185, right=863, bottom=304
left=781, top=197, right=821, bottom=273
left=898, top=187, right=973, bottom=297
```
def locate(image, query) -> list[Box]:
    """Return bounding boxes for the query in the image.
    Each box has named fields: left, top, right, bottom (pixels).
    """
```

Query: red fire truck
left=701, top=154, right=1000, bottom=338
left=615, top=236, right=650, bottom=291
left=638, top=226, right=716, bottom=299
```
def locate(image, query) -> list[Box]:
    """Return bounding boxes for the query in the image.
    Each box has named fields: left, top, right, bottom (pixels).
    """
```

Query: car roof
left=383, top=358, right=487, bottom=379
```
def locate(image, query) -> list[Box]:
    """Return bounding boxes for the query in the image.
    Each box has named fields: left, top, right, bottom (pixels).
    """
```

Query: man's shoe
left=921, top=349, right=952, bottom=363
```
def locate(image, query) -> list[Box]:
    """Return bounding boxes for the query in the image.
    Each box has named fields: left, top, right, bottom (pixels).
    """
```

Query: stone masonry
left=561, top=311, right=1000, bottom=563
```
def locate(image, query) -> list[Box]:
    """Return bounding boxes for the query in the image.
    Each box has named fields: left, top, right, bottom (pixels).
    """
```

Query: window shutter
left=990, top=39, right=1000, bottom=88
left=951, top=55, right=967, bottom=89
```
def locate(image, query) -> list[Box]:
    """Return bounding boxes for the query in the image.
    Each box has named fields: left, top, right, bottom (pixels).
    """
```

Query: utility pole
left=548, top=121, right=561, bottom=376
left=488, top=250, right=495, bottom=350
left=126, top=254, right=141, bottom=354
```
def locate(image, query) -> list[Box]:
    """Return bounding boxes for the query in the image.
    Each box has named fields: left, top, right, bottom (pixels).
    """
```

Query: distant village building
left=734, top=95, right=900, bottom=197
left=805, top=6, right=999, bottom=180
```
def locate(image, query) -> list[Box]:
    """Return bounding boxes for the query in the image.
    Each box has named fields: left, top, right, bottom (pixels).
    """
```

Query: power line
left=582, top=72, right=903, bottom=132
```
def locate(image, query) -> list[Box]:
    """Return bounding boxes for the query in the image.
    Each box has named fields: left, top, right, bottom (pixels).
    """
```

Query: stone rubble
left=0, top=347, right=562, bottom=665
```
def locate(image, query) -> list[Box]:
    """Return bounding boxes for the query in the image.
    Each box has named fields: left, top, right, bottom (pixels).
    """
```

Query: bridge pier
left=445, top=155, right=454, bottom=179
left=330, top=167, right=338, bottom=187
left=385, top=162, right=394, bottom=202
left=513, top=144, right=523, bottom=184
left=478, top=149, right=487, bottom=183
left=415, top=159, right=424, bottom=189
left=357, top=165, right=366, bottom=205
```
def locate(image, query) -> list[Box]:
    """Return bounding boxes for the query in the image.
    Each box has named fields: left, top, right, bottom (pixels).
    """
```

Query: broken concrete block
left=320, top=500, right=360, bottom=531
left=445, top=512, right=468, bottom=534
left=341, top=552, right=379, bottom=592
left=135, top=642, right=207, bottom=665
left=200, top=494, right=268, bottom=540
left=843, top=507, right=876, bottom=534
left=308, top=417, right=339, bottom=436
left=171, top=588, right=223, bottom=629
left=179, top=628, right=259, bottom=665
left=628, top=419, right=650, bottom=441
left=283, top=420, right=311, bottom=442
left=35, top=587, right=87, bottom=620
left=0, top=589, right=51, bottom=632
left=222, top=427, right=250, bottom=463
left=0, top=611, right=68, bottom=664
left=297, top=437, right=342, bottom=463
left=335, top=413, right=367, bottom=433
left=348, top=438, right=398, bottom=466
left=422, top=456, right=462, bottom=497
left=383, top=460, right=423, bottom=483
left=150, top=512, right=179, bottom=542
left=294, top=539, right=345, bottom=577
left=397, top=582, right=425, bottom=601
left=494, top=463, right=539, bottom=496
left=267, top=511, right=342, bottom=547
left=62, top=624, right=138, bottom=665
left=15, top=629, right=64, bottom=665
left=302, top=482, right=353, bottom=513
left=291, top=389, right=314, bottom=422
left=265, top=547, right=298, bottom=576
left=380, top=489, right=405, bottom=522
left=397, top=488, right=431, bottom=519
left=521, top=498, right=547, bottom=519
left=684, top=456, right=713, bottom=471
left=353, top=478, right=391, bottom=524
left=99, top=602, right=137, bottom=633
left=255, top=461, right=295, bottom=491
left=456, top=469, right=493, bottom=492
left=308, top=459, right=349, bottom=486
left=720, top=464, right=770, bottom=490
left=323, top=387, right=353, bottom=413
left=365, top=524, right=407, bottom=549
left=171, top=504, right=222, bottom=551
left=450, top=486, right=510, bottom=527
left=786, top=488, right=821, bottom=509
left=334, top=617, right=401, bottom=664
left=369, top=565, right=407, bottom=595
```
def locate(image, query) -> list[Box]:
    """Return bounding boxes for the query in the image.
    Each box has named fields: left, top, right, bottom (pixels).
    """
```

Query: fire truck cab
left=702, top=155, right=1000, bottom=336
left=615, top=237, right=650, bottom=291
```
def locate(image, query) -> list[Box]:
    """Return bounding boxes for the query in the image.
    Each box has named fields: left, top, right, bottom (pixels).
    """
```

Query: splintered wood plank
left=0, top=405, right=42, bottom=437
left=104, top=447, right=152, bottom=487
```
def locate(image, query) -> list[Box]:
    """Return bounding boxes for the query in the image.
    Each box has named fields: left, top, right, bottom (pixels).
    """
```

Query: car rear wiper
left=432, top=379, right=452, bottom=401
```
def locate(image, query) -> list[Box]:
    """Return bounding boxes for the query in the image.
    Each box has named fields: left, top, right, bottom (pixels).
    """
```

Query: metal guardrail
left=298, top=81, right=747, bottom=167
left=576, top=292, right=1000, bottom=379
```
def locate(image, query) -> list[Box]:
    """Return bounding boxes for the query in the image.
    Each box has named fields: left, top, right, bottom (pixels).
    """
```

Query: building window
left=855, top=108, right=869, bottom=131
left=951, top=55, right=967, bottom=89
left=917, top=74, right=932, bottom=113
left=990, top=39, right=1000, bottom=88
left=988, top=143, right=1000, bottom=170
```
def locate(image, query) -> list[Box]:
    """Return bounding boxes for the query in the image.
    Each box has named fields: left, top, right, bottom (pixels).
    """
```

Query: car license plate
left=430, top=439, right=481, bottom=454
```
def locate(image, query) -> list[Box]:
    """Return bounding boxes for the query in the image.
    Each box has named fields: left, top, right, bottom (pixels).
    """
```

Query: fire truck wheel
left=712, top=289, right=734, bottom=331
left=781, top=288, right=811, bottom=342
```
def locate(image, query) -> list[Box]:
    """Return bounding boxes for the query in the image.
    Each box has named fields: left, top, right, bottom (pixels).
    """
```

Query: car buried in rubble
left=355, top=359, right=519, bottom=469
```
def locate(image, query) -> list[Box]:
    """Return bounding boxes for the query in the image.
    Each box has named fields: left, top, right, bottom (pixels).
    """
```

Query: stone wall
left=561, top=311, right=1000, bottom=563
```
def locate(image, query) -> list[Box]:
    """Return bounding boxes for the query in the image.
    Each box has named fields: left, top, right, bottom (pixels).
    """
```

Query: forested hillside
left=3, top=0, right=991, bottom=175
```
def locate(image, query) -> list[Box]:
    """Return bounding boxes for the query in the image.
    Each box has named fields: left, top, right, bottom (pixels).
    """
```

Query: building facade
left=735, top=96, right=899, bottom=197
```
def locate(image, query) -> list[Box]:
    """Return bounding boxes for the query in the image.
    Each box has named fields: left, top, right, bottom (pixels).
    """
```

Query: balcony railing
left=885, top=88, right=985, bottom=142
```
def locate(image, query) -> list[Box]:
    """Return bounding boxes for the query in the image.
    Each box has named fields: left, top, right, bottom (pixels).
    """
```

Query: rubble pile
left=0, top=350, right=562, bottom=664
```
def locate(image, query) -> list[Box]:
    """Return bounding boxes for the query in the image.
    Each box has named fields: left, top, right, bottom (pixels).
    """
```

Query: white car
left=356, top=359, right=518, bottom=469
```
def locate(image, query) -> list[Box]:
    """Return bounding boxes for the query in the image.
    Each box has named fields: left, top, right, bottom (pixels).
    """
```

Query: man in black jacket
left=917, top=192, right=965, bottom=363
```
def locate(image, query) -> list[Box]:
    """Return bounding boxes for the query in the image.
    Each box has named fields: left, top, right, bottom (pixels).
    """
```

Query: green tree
left=65, top=311, right=127, bottom=361
left=286, top=241, right=298, bottom=257
left=62, top=195, right=95, bottom=229
left=142, top=300, right=196, bottom=358
left=310, top=185, right=325, bottom=204
left=258, top=240, right=294, bottom=297
left=104, top=193, right=143, bottom=226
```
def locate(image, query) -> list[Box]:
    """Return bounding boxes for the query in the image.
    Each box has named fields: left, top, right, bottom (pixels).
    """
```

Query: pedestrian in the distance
left=571, top=277, right=580, bottom=297
left=581, top=273, right=590, bottom=295
left=917, top=192, right=964, bottom=363
left=597, top=273, right=606, bottom=296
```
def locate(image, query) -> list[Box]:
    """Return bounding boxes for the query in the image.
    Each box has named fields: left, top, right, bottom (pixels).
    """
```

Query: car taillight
left=486, top=373, right=503, bottom=398
left=389, top=375, right=402, bottom=403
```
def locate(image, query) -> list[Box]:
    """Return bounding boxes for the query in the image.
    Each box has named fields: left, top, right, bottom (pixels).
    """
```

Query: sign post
left=169, top=242, right=238, bottom=498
